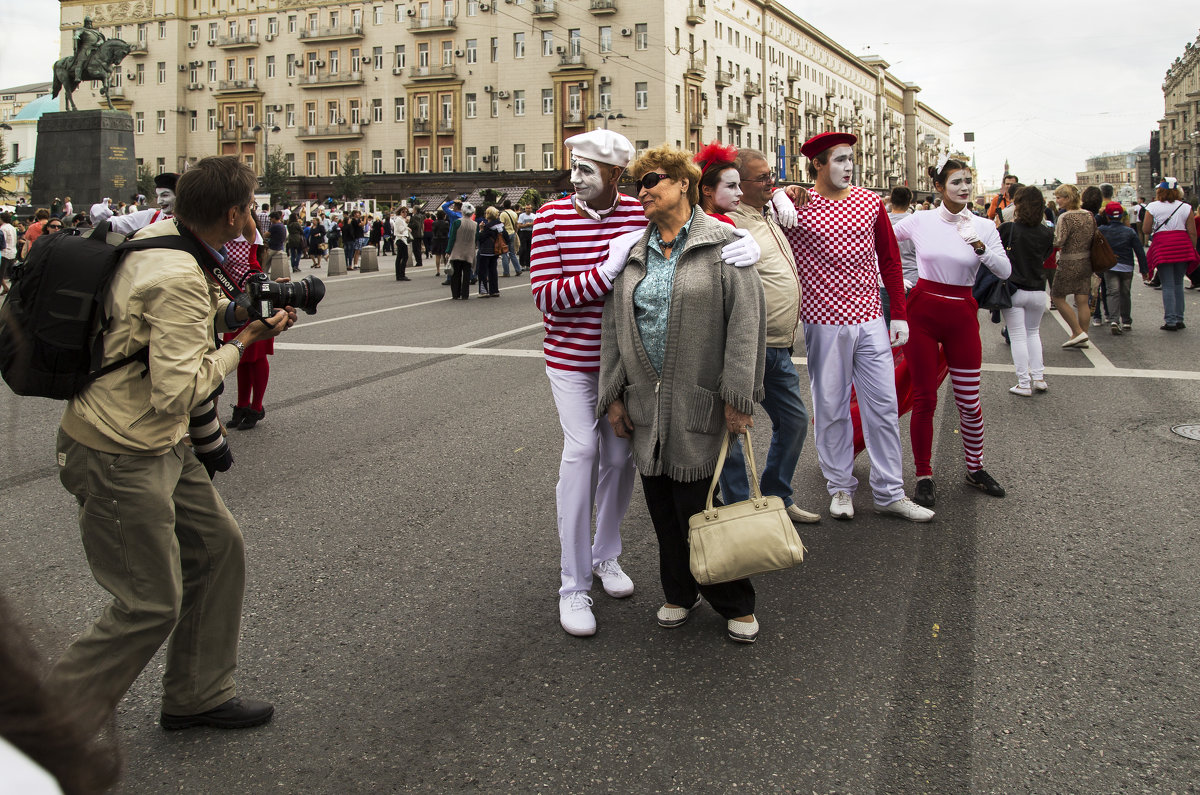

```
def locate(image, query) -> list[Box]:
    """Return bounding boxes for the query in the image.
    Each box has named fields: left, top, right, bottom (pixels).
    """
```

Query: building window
left=349, top=99, right=361, bottom=124
left=190, top=24, right=199, bottom=43
left=157, top=157, right=166, bottom=173
left=268, top=17, right=278, bottom=35
left=440, top=94, right=452, bottom=122
left=351, top=8, right=362, bottom=26
left=600, top=84, right=611, bottom=111
left=675, top=84, right=680, bottom=112
left=135, top=112, right=145, bottom=134
left=373, top=46, right=384, bottom=70
left=156, top=111, right=166, bottom=133
left=372, top=149, right=383, bottom=173
left=514, top=32, right=525, bottom=58
left=395, top=97, right=406, bottom=121
left=306, top=152, right=317, bottom=176
left=158, top=20, right=167, bottom=38
left=327, top=101, right=339, bottom=125
left=208, top=61, right=217, bottom=82
left=395, top=148, right=407, bottom=172
left=226, top=59, right=236, bottom=80
left=208, top=22, right=219, bottom=41
left=635, top=23, right=648, bottom=50
left=247, top=18, right=257, bottom=36
left=490, top=37, right=498, bottom=62
left=265, top=56, right=275, bottom=78
left=285, top=152, right=295, bottom=176
left=189, top=110, right=197, bottom=132
left=374, top=5, right=384, bottom=25
left=542, top=143, right=554, bottom=170
left=328, top=50, right=339, bottom=73
left=246, top=57, right=256, bottom=81
left=285, top=103, right=296, bottom=127
left=395, top=45, right=406, bottom=68
left=542, top=31, right=553, bottom=56
left=442, top=41, right=453, bottom=66
left=288, top=15, right=297, bottom=34
left=328, top=151, right=340, bottom=175
left=441, top=147, right=453, bottom=171
left=636, top=139, right=648, bottom=157
left=136, top=63, right=145, bottom=85
left=568, top=28, right=581, bottom=56
left=514, top=144, right=526, bottom=170
left=137, top=23, right=148, bottom=41
left=599, top=26, right=612, bottom=53
left=542, top=88, right=553, bottom=115
left=418, top=147, right=430, bottom=173
left=513, top=89, right=525, bottom=116
left=157, top=62, right=166, bottom=83
left=466, top=39, right=477, bottom=64
left=635, top=82, right=648, bottom=110
left=416, top=95, right=429, bottom=120
left=287, top=54, right=297, bottom=78
left=467, top=0, right=479, bottom=15
left=466, top=146, right=478, bottom=171
left=462, top=93, right=475, bottom=118
left=372, top=98, right=383, bottom=122
left=306, top=102, right=317, bottom=127
left=418, top=43, right=429, bottom=68
left=491, top=96, right=499, bottom=117
left=207, top=109, right=216, bottom=130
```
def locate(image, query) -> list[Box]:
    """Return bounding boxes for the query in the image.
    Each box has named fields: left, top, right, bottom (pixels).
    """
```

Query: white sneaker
left=559, top=592, right=596, bottom=636
left=657, top=596, right=702, bottom=628
left=727, top=616, right=760, bottom=643
left=1032, top=379, right=1049, bottom=392
left=874, top=496, right=935, bottom=523
left=592, top=558, right=634, bottom=598
left=830, top=491, right=854, bottom=520
left=786, top=504, right=821, bottom=524
left=1008, top=384, right=1033, bottom=397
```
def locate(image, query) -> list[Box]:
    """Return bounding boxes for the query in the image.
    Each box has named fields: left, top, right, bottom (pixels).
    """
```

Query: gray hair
left=734, top=149, right=769, bottom=179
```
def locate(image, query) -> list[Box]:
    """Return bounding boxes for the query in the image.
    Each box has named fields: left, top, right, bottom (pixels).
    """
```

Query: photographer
left=49, top=156, right=294, bottom=735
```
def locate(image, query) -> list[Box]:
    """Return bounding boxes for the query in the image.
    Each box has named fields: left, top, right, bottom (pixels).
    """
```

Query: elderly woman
left=597, top=145, right=767, bottom=644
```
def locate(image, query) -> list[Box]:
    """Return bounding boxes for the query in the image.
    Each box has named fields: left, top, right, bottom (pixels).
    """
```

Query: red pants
left=903, top=281, right=984, bottom=477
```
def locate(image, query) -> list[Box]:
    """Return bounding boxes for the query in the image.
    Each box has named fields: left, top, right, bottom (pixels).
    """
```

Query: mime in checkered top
left=782, top=133, right=933, bottom=523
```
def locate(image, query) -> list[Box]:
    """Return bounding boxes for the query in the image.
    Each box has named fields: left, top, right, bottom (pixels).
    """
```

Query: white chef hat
left=565, top=129, right=635, bottom=168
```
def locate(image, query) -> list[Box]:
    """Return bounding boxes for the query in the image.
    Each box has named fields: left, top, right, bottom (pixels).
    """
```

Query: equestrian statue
left=52, top=17, right=132, bottom=112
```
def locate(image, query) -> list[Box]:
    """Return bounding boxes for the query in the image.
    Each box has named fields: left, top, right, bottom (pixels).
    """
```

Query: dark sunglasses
left=635, top=172, right=672, bottom=192
left=46, top=223, right=63, bottom=229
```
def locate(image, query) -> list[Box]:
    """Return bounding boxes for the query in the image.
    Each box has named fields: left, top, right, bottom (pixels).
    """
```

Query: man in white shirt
left=0, top=212, right=17, bottom=295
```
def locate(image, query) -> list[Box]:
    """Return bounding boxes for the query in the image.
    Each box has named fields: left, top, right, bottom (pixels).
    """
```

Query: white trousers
left=803, top=319, right=905, bottom=504
left=1000, top=288, right=1047, bottom=388
left=546, top=367, right=636, bottom=596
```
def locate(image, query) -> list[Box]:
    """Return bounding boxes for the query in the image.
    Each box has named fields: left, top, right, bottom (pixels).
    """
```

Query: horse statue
left=52, top=38, right=133, bottom=112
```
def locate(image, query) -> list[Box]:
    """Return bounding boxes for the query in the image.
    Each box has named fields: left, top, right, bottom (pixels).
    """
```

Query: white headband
left=935, top=153, right=951, bottom=173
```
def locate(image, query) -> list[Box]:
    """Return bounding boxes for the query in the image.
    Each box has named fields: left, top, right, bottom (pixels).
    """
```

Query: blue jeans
left=1158, top=261, right=1187, bottom=324
left=718, top=347, right=808, bottom=507
left=501, top=249, right=521, bottom=276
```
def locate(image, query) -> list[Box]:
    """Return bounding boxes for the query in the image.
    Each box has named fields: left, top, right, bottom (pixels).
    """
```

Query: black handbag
left=973, top=227, right=1013, bottom=310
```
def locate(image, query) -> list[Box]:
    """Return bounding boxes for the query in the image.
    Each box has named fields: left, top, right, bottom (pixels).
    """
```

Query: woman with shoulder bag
left=998, top=187, right=1055, bottom=396
left=474, top=207, right=510, bottom=297
left=598, top=145, right=767, bottom=644
left=1142, top=178, right=1199, bottom=331
left=1050, top=184, right=1095, bottom=347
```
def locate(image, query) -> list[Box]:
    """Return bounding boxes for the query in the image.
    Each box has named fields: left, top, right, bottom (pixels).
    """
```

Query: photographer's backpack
left=0, top=221, right=199, bottom=399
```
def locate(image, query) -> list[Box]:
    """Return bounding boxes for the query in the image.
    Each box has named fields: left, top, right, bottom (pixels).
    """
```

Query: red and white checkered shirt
left=530, top=195, right=647, bottom=372
left=783, top=186, right=906, bottom=326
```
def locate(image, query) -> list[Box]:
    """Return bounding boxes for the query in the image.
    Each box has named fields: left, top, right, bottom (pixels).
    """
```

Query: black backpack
left=0, top=221, right=201, bottom=399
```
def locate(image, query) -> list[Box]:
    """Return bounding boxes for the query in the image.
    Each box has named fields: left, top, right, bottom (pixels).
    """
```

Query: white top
left=0, top=736, right=63, bottom=794
left=1, top=222, right=16, bottom=259
left=518, top=211, right=537, bottom=228
left=892, top=206, right=1011, bottom=287
left=1146, top=200, right=1190, bottom=233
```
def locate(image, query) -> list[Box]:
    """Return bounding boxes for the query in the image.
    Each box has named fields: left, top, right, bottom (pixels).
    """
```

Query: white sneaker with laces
left=874, top=496, right=935, bottom=523
left=830, top=491, right=854, bottom=520
left=559, top=592, right=596, bottom=636
left=592, top=558, right=634, bottom=598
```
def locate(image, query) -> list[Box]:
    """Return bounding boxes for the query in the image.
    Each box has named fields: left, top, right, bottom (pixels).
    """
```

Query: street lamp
left=251, top=123, right=280, bottom=174
left=587, top=112, right=624, bottom=129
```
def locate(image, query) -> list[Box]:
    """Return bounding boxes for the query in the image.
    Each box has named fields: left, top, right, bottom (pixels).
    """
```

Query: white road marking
left=1047, top=306, right=1116, bottom=369
left=289, top=281, right=532, bottom=328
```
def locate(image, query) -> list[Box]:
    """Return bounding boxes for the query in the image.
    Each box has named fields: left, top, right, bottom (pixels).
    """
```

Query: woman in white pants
left=997, top=186, right=1055, bottom=396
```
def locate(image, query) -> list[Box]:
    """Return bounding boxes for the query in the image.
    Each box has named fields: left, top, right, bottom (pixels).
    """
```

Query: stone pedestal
left=327, top=247, right=347, bottom=275
left=359, top=245, right=379, bottom=272
left=32, top=110, right=137, bottom=208
left=266, top=250, right=290, bottom=280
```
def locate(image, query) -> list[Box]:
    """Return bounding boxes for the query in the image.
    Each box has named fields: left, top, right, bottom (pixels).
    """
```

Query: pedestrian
left=19, top=209, right=50, bottom=259
left=987, top=173, right=1019, bottom=221
left=409, top=209, right=424, bottom=268
left=475, top=207, right=509, bottom=297
left=307, top=222, right=326, bottom=268
left=1080, top=186, right=1110, bottom=328
left=1142, top=178, right=1198, bottom=331
left=998, top=186, right=1056, bottom=396
left=431, top=209, right=450, bottom=275
left=0, top=211, right=16, bottom=295
left=784, top=132, right=929, bottom=522
left=47, top=156, right=290, bottom=735
left=892, top=157, right=1011, bottom=507
left=445, top=202, right=477, bottom=298
left=1097, top=201, right=1146, bottom=335
left=286, top=215, right=305, bottom=272
left=422, top=211, right=434, bottom=259
left=499, top=199, right=522, bottom=276
left=517, top=203, right=536, bottom=273
left=393, top=206, right=412, bottom=281
left=266, top=210, right=287, bottom=270
left=224, top=225, right=275, bottom=432
left=1050, top=184, right=1096, bottom=347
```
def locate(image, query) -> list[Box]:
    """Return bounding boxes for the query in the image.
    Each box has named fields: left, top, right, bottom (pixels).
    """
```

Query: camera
left=243, top=272, right=325, bottom=319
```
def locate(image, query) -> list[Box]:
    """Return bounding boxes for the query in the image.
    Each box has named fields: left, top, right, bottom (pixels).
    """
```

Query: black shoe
left=1001, top=326, right=1010, bottom=346
left=441, top=280, right=452, bottom=285
left=1161, top=323, right=1179, bottom=331
left=396, top=277, right=412, bottom=281
left=1178, top=322, right=1187, bottom=330
left=229, top=405, right=248, bottom=428
left=237, top=408, right=265, bottom=430
left=965, top=469, right=1005, bottom=497
left=913, top=477, right=935, bottom=508
left=161, top=696, right=274, bottom=730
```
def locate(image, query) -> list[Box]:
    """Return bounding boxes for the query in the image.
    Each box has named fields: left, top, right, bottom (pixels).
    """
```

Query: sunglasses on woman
left=46, top=223, right=63, bottom=229
left=635, top=172, right=672, bottom=192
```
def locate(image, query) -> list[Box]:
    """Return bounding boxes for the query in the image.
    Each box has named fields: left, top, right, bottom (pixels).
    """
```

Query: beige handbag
left=688, top=431, right=807, bottom=586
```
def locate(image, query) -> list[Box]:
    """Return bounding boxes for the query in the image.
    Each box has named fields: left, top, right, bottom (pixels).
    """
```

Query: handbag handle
left=704, top=430, right=763, bottom=513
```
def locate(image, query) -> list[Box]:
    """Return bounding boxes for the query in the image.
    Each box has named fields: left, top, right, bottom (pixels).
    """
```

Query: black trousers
left=449, top=259, right=472, bottom=298
left=640, top=473, right=755, bottom=619
left=411, top=236, right=423, bottom=267
left=519, top=229, right=533, bottom=270
left=394, top=241, right=408, bottom=279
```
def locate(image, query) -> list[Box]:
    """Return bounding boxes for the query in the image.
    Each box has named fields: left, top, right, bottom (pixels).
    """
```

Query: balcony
left=408, top=16, right=456, bottom=33
left=296, top=123, right=364, bottom=140
left=408, top=65, right=458, bottom=80
left=688, top=111, right=703, bottom=130
left=128, top=41, right=148, bottom=56
left=106, top=85, right=126, bottom=98
left=532, top=0, right=558, bottom=19
left=743, top=80, right=761, bottom=97
left=437, top=119, right=455, bottom=133
left=298, top=71, right=365, bottom=88
left=726, top=111, right=750, bottom=126
left=714, top=68, right=734, bottom=88
left=218, top=128, right=256, bottom=141
left=298, top=24, right=364, bottom=42
left=788, top=66, right=802, bottom=83
left=687, top=2, right=705, bottom=23
left=589, top=0, right=617, bottom=14
left=556, top=53, right=588, bottom=69
left=564, top=109, right=585, bottom=127
left=216, top=34, right=259, bottom=49
left=412, top=118, right=432, bottom=134
left=216, top=79, right=260, bottom=94
left=686, top=57, right=705, bottom=79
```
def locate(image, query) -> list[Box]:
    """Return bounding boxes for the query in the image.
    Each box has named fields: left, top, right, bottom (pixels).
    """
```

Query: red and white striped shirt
left=530, top=195, right=647, bottom=372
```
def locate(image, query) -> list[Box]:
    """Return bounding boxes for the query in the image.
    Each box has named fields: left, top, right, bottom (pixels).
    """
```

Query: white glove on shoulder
left=889, top=319, right=909, bottom=348
left=720, top=228, right=760, bottom=268
left=596, top=229, right=643, bottom=283
left=903, top=278, right=915, bottom=292
left=769, top=190, right=798, bottom=228
left=955, top=215, right=981, bottom=246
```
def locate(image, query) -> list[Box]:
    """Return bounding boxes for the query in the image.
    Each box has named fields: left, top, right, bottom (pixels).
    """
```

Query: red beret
left=800, top=132, right=857, bottom=159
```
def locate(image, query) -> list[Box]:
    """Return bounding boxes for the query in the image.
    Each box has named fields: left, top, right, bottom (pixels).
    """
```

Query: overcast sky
left=3, top=2, right=1197, bottom=188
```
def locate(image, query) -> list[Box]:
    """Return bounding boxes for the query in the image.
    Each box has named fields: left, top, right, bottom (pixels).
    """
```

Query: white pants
left=1000, top=288, right=1046, bottom=388
left=546, top=367, right=636, bottom=596
left=803, top=320, right=905, bottom=504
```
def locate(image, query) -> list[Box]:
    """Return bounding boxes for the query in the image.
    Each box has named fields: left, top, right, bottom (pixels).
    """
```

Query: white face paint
left=939, top=169, right=973, bottom=206
left=825, top=145, right=855, bottom=188
left=712, top=167, right=742, bottom=214
left=156, top=188, right=176, bottom=213
left=569, top=157, right=607, bottom=204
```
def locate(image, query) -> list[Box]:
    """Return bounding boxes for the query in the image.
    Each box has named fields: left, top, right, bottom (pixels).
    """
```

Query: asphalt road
left=3, top=262, right=1199, bottom=793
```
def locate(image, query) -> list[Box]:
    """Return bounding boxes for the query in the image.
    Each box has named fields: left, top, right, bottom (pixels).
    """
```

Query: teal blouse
left=633, top=207, right=697, bottom=374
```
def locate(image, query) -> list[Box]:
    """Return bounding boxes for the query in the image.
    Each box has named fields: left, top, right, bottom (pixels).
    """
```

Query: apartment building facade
left=1159, top=30, right=1200, bottom=197
left=59, top=0, right=951, bottom=199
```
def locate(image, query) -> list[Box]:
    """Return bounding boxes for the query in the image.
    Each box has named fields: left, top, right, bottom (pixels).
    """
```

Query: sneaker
left=559, top=592, right=596, bottom=637
left=1032, top=379, right=1049, bottom=392
left=874, top=497, right=935, bottom=522
left=161, top=696, right=274, bottom=731
left=1008, top=384, right=1033, bottom=397
left=657, top=596, right=702, bottom=628
left=1062, top=332, right=1089, bottom=348
left=1179, top=322, right=1187, bottom=330
left=727, top=616, right=760, bottom=644
left=1091, top=317, right=1104, bottom=327
left=592, top=558, right=634, bottom=598
left=830, top=491, right=854, bottom=520
left=786, top=504, right=821, bottom=524
left=1161, top=323, right=1179, bottom=331
left=1122, top=323, right=1132, bottom=331
left=1110, top=321, right=1122, bottom=336
left=965, top=469, right=1006, bottom=498
left=913, top=477, right=936, bottom=507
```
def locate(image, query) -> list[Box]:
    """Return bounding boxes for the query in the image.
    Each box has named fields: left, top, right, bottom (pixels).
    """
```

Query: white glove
left=903, top=278, right=914, bottom=291
left=889, top=319, right=909, bottom=348
left=596, top=230, right=643, bottom=282
left=769, top=190, right=798, bottom=229
left=720, top=228, right=760, bottom=268
left=955, top=215, right=981, bottom=247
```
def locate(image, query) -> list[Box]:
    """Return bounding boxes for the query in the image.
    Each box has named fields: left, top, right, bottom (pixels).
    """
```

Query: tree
left=259, top=146, right=290, bottom=208
left=0, top=135, right=16, bottom=200
left=332, top=153, right=363, bottom=200
left=519, top=188, right=543, bottom=211
left=136, top=165, right=155, bottom=201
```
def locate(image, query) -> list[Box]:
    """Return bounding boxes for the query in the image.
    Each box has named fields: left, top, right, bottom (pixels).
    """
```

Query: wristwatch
left=230, top=339, right=246, bottom=358
left=973, top=244, right=986, bottom=256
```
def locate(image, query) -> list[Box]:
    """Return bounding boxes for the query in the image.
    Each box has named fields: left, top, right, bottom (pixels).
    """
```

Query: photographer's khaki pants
left=49, top=428, right=246, bottom=729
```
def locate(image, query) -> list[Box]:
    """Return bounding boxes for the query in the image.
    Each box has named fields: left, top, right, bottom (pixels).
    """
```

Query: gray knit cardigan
left=597, top=210, right=767, bottom=482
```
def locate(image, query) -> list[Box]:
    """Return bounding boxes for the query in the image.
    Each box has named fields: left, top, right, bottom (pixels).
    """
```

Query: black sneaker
left=965, top=469, right=1005, bottom=497
left=913, top=477, right=935, bottom=507
left=1178, top=322, right=1187, bottom=330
